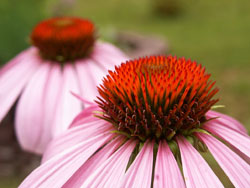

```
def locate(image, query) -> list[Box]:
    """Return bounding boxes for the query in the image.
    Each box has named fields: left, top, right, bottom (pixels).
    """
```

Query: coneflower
left=0, top=17, right=127, bottom=154
left=20, top=56, right=249, bottom=188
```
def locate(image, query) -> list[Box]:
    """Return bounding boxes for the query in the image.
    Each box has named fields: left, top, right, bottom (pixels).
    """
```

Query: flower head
left=31, top=17, right=95, bottom=61
left=19, top=55, right=250, bottom=188
left=97, top=56, right=219, bottom=141
left=0, top=17, right=127, bottom=154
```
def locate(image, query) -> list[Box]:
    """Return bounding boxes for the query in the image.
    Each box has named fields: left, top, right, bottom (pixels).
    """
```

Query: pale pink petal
left=42, top=119, right=113, bottom=162
left=206, top=110, right=248, bottom=135
left=230, top=145, right=250, bottom=164
left=70, top=91, right=96, bottom=106
left=19, top=132, right=113, bottom=188
left=94, top=42, right=128, bottom=63
left=69, top=105, right=100, bottom=128
left=204, top=122, right=250, bottom=159
left=81, top=139, right=137, bottom=188
left=177, top=136, right=224, bottom=188
left=15, top=63, right=52, bottom=154
left=154, top=140, right=185, bottom=188
left=38, top=64, right=64, bottom=152
left=0, top=48, right=41, bottom=122
left=197, top=133, right=250, bottom=188
left=87, top=43, right=128, bottom=87
left=75, top=59, right=99, bottom=102
left=51, top=64, right=82, bottom=137
left=83, top=57, right=109, bottom=90
left=0, top=47, right=35, bottom=74
left=74, top=42, right=127, bottom=103
left=91, top=42, right=128, bottom=72
left=63, top=136, right=125, bottom=188
left=121, top=140, right=154, bottom=188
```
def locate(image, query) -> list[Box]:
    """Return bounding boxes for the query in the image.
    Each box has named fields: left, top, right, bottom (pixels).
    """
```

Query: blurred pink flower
left=19, top=56, right=250, bottom=187
left=0, top=17, right=127, bottom=154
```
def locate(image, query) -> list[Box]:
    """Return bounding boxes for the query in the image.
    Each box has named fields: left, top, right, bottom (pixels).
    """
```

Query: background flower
left=0, top=17, right=127, bottom=154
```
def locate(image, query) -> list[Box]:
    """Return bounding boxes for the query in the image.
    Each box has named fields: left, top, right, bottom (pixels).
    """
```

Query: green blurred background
left=0, top=0, right=249, bottom=187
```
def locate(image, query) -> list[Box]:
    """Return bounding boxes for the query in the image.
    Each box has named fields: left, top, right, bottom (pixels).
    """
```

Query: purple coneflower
left=20, top=56, right=250, bottom=187
left=0, top=17, right=127, bottom=154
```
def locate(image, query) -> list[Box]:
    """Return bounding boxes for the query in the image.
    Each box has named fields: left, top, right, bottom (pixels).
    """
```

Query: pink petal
left=229, top=144, right=250, bottom=165
left=70, top=91, right=96, bottom=106
left=0, top=48, right=41, bottom=122
left=0, top=47, right=35, bottom=74
left=63, top=136, right=125, bottom=188
left=15, top=63, right=52, bottom=154
left=94, top=42, right=128, bottom=63
left=19, top=132, right=113, bottom=188
left=206, top=110, right=248, bottom=135
left=177, top=136, right=224, bottom=188
left=197, top=133, right=250, bottom=188
left=51, top=64, right=82, bottom=137
left=121, top=140, right=154, bottom=188
left=91, top=42, right=128, bottom=72
left=85, top=57, right=109, bottom=89
left=74, top=59, right=99, bottom=102
left=81, top=139, right=137, bottom=188
left=69, top=105, right=100, bottom=128
left=42, top=119, right=113, bottom=162
left=74, top=42, right=127, bottom=103
left=154, top=140, right=185, bottom=188
left=38, top=64, right=64, bottom=152
left=204, top=122, right=250, bottom=159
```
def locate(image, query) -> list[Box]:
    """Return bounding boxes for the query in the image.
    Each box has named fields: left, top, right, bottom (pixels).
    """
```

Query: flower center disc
left=97, top=56, right=219, bottom=141
left=31, top=17, right=95, bottom=62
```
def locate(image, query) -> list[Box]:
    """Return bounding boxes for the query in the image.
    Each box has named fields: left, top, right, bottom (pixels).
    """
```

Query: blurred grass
left=0, top=0, right=45, bottom=64
left=0, top=177, right=23, bottom=188
left=0, top=0, right=249, bottom=187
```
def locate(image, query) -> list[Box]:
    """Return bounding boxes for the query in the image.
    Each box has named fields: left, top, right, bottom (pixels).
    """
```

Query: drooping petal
left=197, top=133, right=250, bottom=188
left=177, top=136, right=224, bottom=188
left=43, top=119, right=113, bottom=162
left=74, top=42, right=127, bottom=103
left=0, top=47, right=35, bottom=74
left=63, top=136, right=125, bottom=188
left=70, top=92, right=96, bottom=107
left=120, top=140, right=154, bottom=188
left=81, top=139, right=137, bottom=188
left=229, top=144, right=250, bottom=164
left=69, top=105, right=100, bottom=128
left=19, top=132, right=113, bottom=188
left=51, top=64, right=82, bottom=137
left=74, top=59, right=99, bottom=102
left=86, top=42, right=128, bottom=93
left=93, top=42, right=128, bottom=64
left=91, top=42, right=127, bottom=72
left=84, top=57, right=109, bottom=90
left=15, top=62, right=52, bottom=154
left=206, top=110, right=248, bottom=135
left=38, top=64, right=64, bottom=152
left=154, top=140, right=185, bottom=188
left=204, top=122, right=250, bottom=159
left=0, top=48, right=41, bottom=122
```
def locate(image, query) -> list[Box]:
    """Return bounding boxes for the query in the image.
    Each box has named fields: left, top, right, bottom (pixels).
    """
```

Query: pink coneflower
left=20, top=56, right=250, bottom=187
left=0, top=17, right=127, bottom=154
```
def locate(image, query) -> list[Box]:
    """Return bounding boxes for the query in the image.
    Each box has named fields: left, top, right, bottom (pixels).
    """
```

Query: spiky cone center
left=31, top=17, right=96, bottom=62
left=96, top=55, right=219, bottom=142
